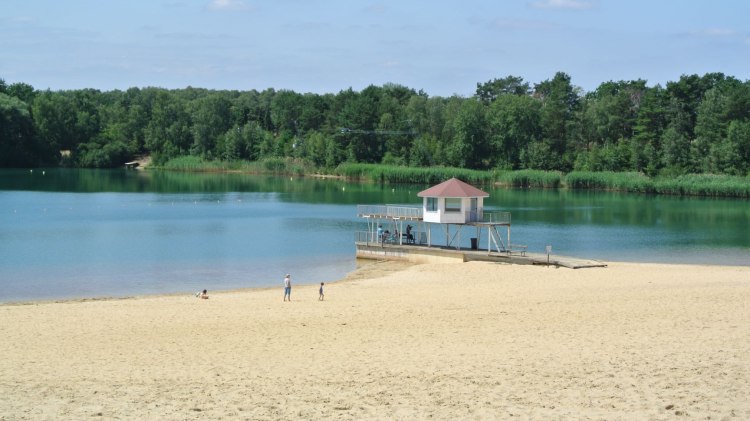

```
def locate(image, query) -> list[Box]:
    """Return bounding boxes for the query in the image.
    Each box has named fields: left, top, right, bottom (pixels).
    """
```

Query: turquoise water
left=1, top=169, right=748, bottom=302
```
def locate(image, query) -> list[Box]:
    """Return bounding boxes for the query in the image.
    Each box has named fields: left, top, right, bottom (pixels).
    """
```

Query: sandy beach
left=1, top=260, right=749, bottom=420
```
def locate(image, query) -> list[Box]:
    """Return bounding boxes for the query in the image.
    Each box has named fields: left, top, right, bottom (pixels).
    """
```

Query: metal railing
left=357, top=205, right=423, bottom=220
left=355, top=230, right=426, bottom=246
left=481, top=211, right=511, bottom=224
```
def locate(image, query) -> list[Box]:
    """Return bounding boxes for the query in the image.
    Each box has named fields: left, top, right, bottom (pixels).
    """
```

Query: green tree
left=475, top=75, right=530, bottom=104
left=660, top=126, right=691, bottom=174
left=409, top=135, right=438, bottom=167
left=144, top=92, right=193, bottom=164
left=7, top=82, right=36, bottom=104
left=448, top=99, right=488, bottom=169
left=694, top=88, right=729, bottom=172
left=270, top=90, right=303, bottom=133
left=632, top=85, right=668, bottom=174
left=190, top=93, right=232, bottom=158
left=714, top=120, right=750, bottom=175
left=1, top=93, right=53, bottom=166
left=221, top=122, right=264, bottom=161
left=32, top=92, right=78, bottom=152
left=336, top=86, right=382, bottom=162
left=487, top=94, right=541, bottom=169
left=521, top=140, right=557, bottom=170
left=584, top=80, right=646, bottom=145
left=534, top=72, right=580, bottom=169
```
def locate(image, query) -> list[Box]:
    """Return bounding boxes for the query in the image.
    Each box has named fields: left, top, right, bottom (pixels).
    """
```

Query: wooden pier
left=355, top=178, right=607, bottom=269
left=355, top=242, right=606, bottom=269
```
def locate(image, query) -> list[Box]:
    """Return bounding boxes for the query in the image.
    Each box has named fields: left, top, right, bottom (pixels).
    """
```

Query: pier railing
left=481, top=211, right=511, bottom=224
left=355, top=230, right=426, bottom=245
left=357, top=205, right=423, bottom=220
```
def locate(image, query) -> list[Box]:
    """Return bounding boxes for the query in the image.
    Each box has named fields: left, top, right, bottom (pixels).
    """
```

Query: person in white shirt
left=283, top=274, right=292, bottom=301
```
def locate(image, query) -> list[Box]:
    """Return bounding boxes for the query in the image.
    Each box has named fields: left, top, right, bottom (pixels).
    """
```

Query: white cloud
left=697, top=28, right=735, bottom=37
left=364, top=3, right=387, bottom=14
left=207, top=0, right=249, bottom=11
left=529, top=0, right=594, bottom=10
left=11, top=16, right=36, bottom=23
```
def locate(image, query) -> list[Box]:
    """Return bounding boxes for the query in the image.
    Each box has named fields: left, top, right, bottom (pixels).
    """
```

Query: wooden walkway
left=355, top=242, right=607, bottom=269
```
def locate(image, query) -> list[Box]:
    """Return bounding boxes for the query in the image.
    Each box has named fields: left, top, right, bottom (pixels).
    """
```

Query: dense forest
left=1, top=72, right=750, bottom=177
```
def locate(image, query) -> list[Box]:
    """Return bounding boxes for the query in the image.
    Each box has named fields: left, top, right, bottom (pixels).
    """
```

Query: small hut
left=356, top=177, right=514, bottom=255
left=417, top=177, right=488, bottom=224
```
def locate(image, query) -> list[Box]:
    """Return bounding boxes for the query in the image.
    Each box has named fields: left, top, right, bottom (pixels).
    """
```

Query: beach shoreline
left=0, top=259, right=415, bottom=307
left=1, top=260, right=749, bottom=420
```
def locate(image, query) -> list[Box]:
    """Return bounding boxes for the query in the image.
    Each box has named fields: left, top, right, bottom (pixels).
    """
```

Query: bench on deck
left=509, top=244, right=528, bottom=256
left=402, top=232, right=416, bottom=244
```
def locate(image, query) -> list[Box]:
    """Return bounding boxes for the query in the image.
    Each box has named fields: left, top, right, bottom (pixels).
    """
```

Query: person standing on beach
left=283, top=274, right=292, bottom=301
left=319, top=282, right=324, bottom=301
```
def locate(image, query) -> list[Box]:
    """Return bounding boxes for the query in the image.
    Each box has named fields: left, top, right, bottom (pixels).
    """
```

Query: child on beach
left=319, top=282, right=324, bottom=301
left=196, top=289, right=209, bottom=299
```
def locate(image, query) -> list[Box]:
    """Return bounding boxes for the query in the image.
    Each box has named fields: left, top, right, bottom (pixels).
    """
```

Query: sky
left=2, top=0, right=749, bottom=97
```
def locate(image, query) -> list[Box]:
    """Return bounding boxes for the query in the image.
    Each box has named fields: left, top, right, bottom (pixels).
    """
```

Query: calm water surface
left=1, top=169, right=748, bottom=302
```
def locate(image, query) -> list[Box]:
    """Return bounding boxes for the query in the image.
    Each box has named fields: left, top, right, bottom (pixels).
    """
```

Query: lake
left=1, top=168, right=748, bottom=302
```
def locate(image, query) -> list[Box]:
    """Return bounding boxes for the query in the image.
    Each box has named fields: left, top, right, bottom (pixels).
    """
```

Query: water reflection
left=1, top=168, right=748, bottom=302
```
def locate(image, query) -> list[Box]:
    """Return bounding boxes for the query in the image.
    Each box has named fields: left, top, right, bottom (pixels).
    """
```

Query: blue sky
left=1, top=0, right=749, bottom=96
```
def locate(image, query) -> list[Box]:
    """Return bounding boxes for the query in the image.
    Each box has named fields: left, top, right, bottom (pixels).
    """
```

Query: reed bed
left=160, top=156, right=313, bottom=175
left=563, top=171, right=750, bottom=197
left=159, top=158, right=750, bottom=198
left=653, top=174, right=750, bottom=198
left=334, top=163, right=494, bottom=185
left=564, top=171, right=653, bottom=193
left=497, top=169, right=562, bottom=188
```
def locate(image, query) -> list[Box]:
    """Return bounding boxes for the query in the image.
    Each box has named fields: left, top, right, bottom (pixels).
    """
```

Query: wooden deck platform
left=355, top=242, right=607, bottom=269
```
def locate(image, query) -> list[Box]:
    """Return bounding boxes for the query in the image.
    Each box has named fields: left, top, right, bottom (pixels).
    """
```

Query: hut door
left=470, top=198, right=478, bottom=222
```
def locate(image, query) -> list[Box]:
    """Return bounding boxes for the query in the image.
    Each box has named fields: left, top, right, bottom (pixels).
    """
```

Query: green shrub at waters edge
left=564, top=171, right=654, bottom=193
left=497, top=169, right=562, bottom=188
left=334, top=163, right=494, bottom=185
left=653, top=174, right=750, bottom=198
left=160, top=156, right=313, bottom=175
left=157, top=158, right=750, bottom=198
left=564, top=171, right=750, bottom=197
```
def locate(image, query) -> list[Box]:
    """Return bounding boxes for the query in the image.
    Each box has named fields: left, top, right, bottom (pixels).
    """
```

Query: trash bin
left=470, top=237, right=477, bottom=250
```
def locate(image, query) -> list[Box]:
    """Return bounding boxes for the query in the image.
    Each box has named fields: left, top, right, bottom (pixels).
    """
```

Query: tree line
left=1, top=72, right=749, bottom=177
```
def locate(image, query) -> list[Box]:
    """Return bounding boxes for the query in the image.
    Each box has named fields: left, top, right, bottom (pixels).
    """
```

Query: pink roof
left=417, top=178, right=489, bottom=198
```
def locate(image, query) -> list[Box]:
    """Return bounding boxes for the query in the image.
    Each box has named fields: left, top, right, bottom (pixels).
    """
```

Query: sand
left=1, top=260, right=749, bottom=420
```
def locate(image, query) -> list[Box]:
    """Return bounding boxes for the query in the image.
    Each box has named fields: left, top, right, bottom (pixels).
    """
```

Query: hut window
left=426, top=197, right=438, bottom=212
left=445, top=198, right=461, bottom=212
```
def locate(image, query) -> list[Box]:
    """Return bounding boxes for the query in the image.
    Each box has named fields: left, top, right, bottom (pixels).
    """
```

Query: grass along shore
left=155, top=157, right=750, bottom=198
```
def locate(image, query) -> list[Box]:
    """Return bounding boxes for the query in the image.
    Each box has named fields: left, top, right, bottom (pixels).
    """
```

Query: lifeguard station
left=355, top=178, right=524, bottom=262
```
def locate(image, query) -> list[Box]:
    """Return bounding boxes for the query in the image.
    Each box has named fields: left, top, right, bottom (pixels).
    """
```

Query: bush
left=653, top=174, right=750, bottom=197
left=159, top=156, right=316, bottom=175
left=498, top=170, right=562, bottom=188
left=565, top=171, right=653, bottom=193
left=334, top=163, right=494, bottom=185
